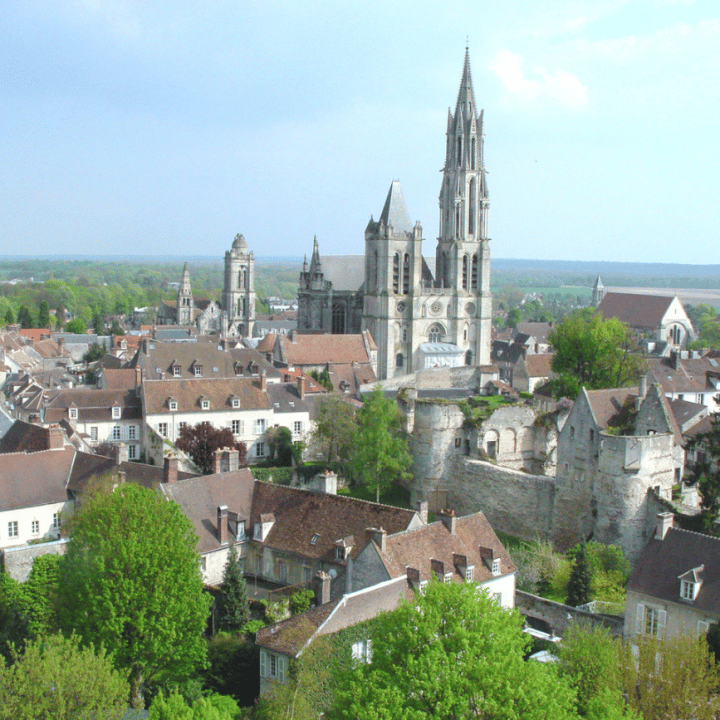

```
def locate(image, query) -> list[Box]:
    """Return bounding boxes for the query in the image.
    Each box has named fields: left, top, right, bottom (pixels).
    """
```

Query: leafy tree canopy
left=548, top=309, right=645, bottom=398
left=328, top=580, right=577, bottom=720
left=350, top=386, right=412, bottom=502
left=176, top=421, right=247, bottom=474
left=58, top=483, right=210, bottom=705
left=311, top=394, right=357, bottom=464
left=217, top=546, right=250, bottom=632
left=0, top=633, right=129, bottom=720
left=684, top=413, right=720, bottom=533
left=64, top=317, right=86, bottom=334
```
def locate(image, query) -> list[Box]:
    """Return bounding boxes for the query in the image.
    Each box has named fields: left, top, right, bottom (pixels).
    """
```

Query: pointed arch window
left=428, top=324, right=445, bottom=344
left=455, top=205, right=461, bottom=239
left=444, top=252, right=450, bottom=288
left=373, top=250, right=379, bottom=291
left=462, top=255, right=469, bottom=290
left=472, top=254, right=478, bottom=290
left=471, top=137, right=476, bottom=170
left=403, top=254, right=410, bottom=295
left=332, top=302, right=346, bottom=334
left=468, top=178, right=476, bottom=236
left=392, top=254, right=400, bottom=294
left=457, top=137, right=462, bottom=167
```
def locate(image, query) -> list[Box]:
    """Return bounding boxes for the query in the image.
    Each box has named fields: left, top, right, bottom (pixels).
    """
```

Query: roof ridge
left=669, top=526, right=720, bottom=543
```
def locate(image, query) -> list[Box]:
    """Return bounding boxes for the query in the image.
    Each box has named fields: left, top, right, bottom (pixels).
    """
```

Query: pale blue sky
left=1, top=1, right=718, bottom=264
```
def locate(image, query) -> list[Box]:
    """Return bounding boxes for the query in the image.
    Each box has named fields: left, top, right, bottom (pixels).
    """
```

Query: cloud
left=490, top=50, right=588, bottom=110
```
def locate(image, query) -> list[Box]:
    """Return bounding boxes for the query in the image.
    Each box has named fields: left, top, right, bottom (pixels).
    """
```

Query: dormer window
left=201, top=398, right=210, bottom=410
left=310, top=533, right=320, bottom=545
left=112, top=406, right=121, bottom=419
left=419, top=580, right=428, bottom=594
left=231, top=397, right=240, bottom=409
left=465, top=566, right=474, bottom=582
left=69, top=407, right=78, bottom=420
left=679, top=565, right=704, bottom=602
left=249, top=362, right=259, bottom=376
left=168, top=398, right=177, bottom=411
left=233, top=362, right=243, bottom=376
left=172, top=364, right=181, bottom=377
left=492, top=558, right=501, bottom=575
left=336, top=546, right=347, bottom=561
left=443, top=572, right=453, bottom=584
left=681, top=580, right=696, bottom=601
left=193, top=364, right=203, bottom=377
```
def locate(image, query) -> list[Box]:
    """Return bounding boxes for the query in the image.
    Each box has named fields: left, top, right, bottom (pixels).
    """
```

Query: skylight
left=310, top=533, right=320, bottom=545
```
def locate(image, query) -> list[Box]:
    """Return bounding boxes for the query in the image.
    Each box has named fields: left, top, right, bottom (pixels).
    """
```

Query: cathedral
left=157, top=233, right=256, bottom=337
left=297, top=50, right=492, bottom=380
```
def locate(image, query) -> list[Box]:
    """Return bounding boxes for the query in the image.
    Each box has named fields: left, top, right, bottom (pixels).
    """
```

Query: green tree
left=4, top=307, right=15, bottom=325
left=82, top=342, right=105, bottom=363
left=328, top=580, right=576, bottom=720
left=312, top=394, right=357, bottom=464
left=265, top=426, right=293, bottom=465
left=0, top=633, right=129, bottom=720
left=148, top=692, right=240, bottom=720
left=175, top=422, right=247, bottom=474
left=350, top=386, right=412, bottom=502
left=65, top=317, right=86, bottom=334
left=506, top=307, right=522, bottom=328
left=566, top=542, right=592, bottom=607
left=16, top=305, right=33, bottom=329
left=216, top=546, right=250, bottom=632
left=548, top=309, right=645, bottom=398
left=37, top=300, right=51, bottom=328
left=58, top=483, right=210, bottom=705
left=205, top=632, right=258, bottom=705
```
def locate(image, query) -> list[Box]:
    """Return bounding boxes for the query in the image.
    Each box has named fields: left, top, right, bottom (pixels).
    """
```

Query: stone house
left=625, top=513, right=720, bottom=641
left=513, top=353, right=555, bottom=394
left=44, top=388, right=144, bottom=461
left=552, top=382, right=681, bottom=562
left=351, top=510, right=516, bottom=609
left=512, top=322, right=554, bottom=355
left=597, top=292, right=694, bottom=351
left=647, top=354, right=720, bottom=413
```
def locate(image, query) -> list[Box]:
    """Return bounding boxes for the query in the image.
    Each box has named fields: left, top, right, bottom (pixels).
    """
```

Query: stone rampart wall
left=1, top=539, right=67, bottom=582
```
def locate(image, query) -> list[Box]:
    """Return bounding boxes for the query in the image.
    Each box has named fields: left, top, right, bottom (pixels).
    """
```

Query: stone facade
left=296, top=51, right=492, bottom=380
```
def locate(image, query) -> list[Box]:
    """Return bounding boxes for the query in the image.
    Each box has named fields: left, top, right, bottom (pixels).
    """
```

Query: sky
left=1, top=0, right=719, bottom=264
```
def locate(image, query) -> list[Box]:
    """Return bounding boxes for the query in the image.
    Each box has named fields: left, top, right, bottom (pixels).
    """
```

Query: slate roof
left=314, top=256, right=365, bottom=292
left=142, top=377, right=271, bottom=415
left=44, top=389, right=143, bottom=423
left=256, top=575, right=413, bottom=656
left=250, top=482, right=419, bottom=563
left=0, top=447, right=74, bottom=511
left=378, top=180, right=414, bottom=234
left=375, top=513, right=516, bottom=585
left=669, top=398, right=707, bottom=432
left=597, top=292, right=675, bottom=329
left=137, top=341, right=280, bottom=381
left=278, top=332, right=374, bottom=366
left=160, top=469, right=255, bottom=554
left=266, top=383, right=320, bottom=414
left=684, top=413, right=716, bottom=440
left=628, top=526, right=720, bottom=616
left=513, top=322, right=553, bottom=344
left=491, top=340, right=524, bottom=365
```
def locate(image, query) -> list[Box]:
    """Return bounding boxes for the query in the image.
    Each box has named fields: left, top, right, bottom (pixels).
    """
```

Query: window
left=402, top=254, right=410, bottom=295
left=53, top=512, right=61, bottom=530
left=293, top=421, right=303, bottom=436
left=169, top=400, right=178, bottom=411
left=90, top=426, right=98, bottom=442
left=492, top=558, right=501, bottom=575
left=201, top=400, right=210, bottom=410
left=419, top=580, right=428, bottom=594
left=392, top=254, right=400, bottom=294
left=178, top=422, right=187, bottom=434
left=336, top=546, right=347, bottom=561
left=172, top=364, right=181, bottom=377
left=128, top=444, right=137, bottom=460
left=396, top=353, right=404, bottom=368
left=194, top=365, right=203, bottom=377
left=428, top=324, right=444, bottom=343
left=111, top=426, right=121, bottom=441
left=465, top=566, right=474, bottom=582
left=402, top=326, right=408, bottom=342
left=681, top=580, right=697, bottom=601
left=278, top=560, right=288, bottom=582
left=8, top=521, right=18, bottom=538
left=443, top=572, right=453, bottom=584
left=31, top=519, right=39, bottom=535
left=310, top=533, right=320, bottom=545
left=69, top=407, right=78, bottom=420
left=232, top=419, right=243, bottom=435
left=256, top=442, right=266, bottom=458
left=589, top=429, right=594, bottom=442
left=570, top=426, right=575, bottom=438
left=232, top=397, right=240, bottom=408
left=128, top=425, right=137, bottom=440
left=454, top=437, right=462, bottom=448
left=112, top=406, right=121, bottom=419
left=351, top=639, right=373, bottom=664
left=158, top=423, right=168, bottom=437
left=303, top=566, right=312, bottom=584
left=254, top=419, right=267, bottom=434
left=638, top=605, right=666, bottom=637
left=260, top=650, right=287, bottom=683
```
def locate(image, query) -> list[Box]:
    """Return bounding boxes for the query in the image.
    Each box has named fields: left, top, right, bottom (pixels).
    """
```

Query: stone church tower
left=176, top=262, right=194, bottom=326
left=223, top=233, right=255, bottom=337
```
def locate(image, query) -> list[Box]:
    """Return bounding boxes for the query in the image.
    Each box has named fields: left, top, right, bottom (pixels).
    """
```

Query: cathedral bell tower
left=436, top=48, right=492, bottom=365
left=223, top=234, right=255, bottom=337
left=177, top=262, right=194, bottom=326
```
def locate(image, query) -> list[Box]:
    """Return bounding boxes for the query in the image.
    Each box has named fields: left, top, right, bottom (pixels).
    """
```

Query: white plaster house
left=625, top=513, right=720, bottom=641
left=44, top=388, right=144, bottom=460
left=647, top=355, right=720, bottom=413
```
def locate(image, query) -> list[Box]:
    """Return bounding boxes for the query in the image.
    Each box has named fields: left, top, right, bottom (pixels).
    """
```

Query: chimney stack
left=655, top=512, right=674, bottom=541
left=117, top=470, right=126, bottom=485
left=638, top=374, right=648, bottom=400
left=415, top=499, right=429, bottom=524
left=313, top=570, right=331, bottom=605
left=437, top=509, right=457, bottom=535
left=366, top=527, right=386, bottom=553
left=47, top=424, right=64, bottom=450
left=672, top=350, right=680, bottom=371
left=297, top=375, right=306, bottom=400
left=260, top=371, right=267, bottom=391
left=116, top=442, right=128, bottom=466
left=217, top=505, right=228, bottom=544
left=135, top=366, right=142, bottom=389
left=163, top=455, right=178, bottom=484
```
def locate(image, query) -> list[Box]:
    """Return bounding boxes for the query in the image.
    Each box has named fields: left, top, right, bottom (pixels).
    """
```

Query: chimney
left=366, top=527, right=386, bottom=553
left=217, top=505, right=228, bottom=544
left=135, top=366, right=142, bottom=389
left=313, top=570, right=331, bottom=605
left=117, top=470, right=126, bottom=485
left=638, top=374, right=648, bottom=399
left=260, top=371, right=267, bottom=391
left=415, top=500, right=429, bottom=524
left=57, top=336, right=65, bottom=354
left=437, top=509, right=457, bottom=535
left=47, top=424, right=64, bottom=450
left=163, top=455, right=178, bottom=484
left=655, top=512, right=674, bottom=541
left=297, top=375, right=306, bottom=400
left=116, top=442, right=128, bottom=465
left=672, top=350, right=680, bottom=371
left=213, top=447, right=224, bottom=475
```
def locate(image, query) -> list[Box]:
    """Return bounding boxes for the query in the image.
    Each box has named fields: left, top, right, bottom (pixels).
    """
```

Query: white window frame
left=351, top=639, right=373, bottom=664
left=52, top=512, right=61, bottom=530
left=256, top=442, right=266, bottom=458
left=293, top=420, right=303, bottom=436
left=443, top=572, right=453, bottom=584
left=680, top=579, right=696, bottom=601
left=254, top=418, right=267, bottom=435
left=128, top=444, right=137, bottom=460
left=637, top=604, right=666, bottom=638
left=158, top=423, right=168, bottom=438
left=168, top=401, right=178, bottom=412
left=128, top=425, right=137, bottom=440
left=8, top=520, right=18, bottom=538
left=112, top=406, right=121, bottom=419
left=201, top=400, right=210, bottom=410
left=260, top=650, right=286, bottom=683
left=172, top=365, right=181, bottom=377
left=232, top=398, right=240, bottom=409
left=69, top=407, right=78, bottom=420
left=111, top=426, right=121, bottom=441
left=90, top=426, right=98, bottom=442
left=193, top=365, right=203, bottom=377
left=232, top=419, right=243, bottom=435
left=419, top=580, right=428, bottom=594
left=31, top=519, right=39, bottom=535
left=465, top=566, right=474, bottom=582
left=491, top=558, right=501, bottom=575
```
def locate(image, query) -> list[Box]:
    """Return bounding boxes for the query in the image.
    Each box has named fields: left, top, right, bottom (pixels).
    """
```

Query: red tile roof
left=279, top=333, right=373, bottom=366
left=597, top=292, right=675, bottom=329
